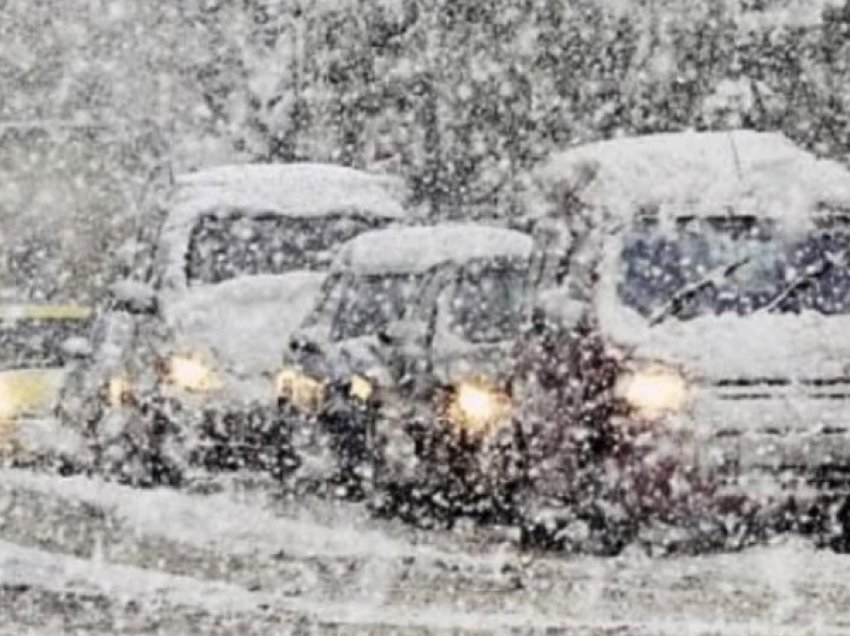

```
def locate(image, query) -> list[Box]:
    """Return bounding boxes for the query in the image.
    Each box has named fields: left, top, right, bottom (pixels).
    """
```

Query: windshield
left=619, top=216, right=850, bottom=321
left=448, top=260, right=530, bottom=343
left=186, top=213, right=381, bottom=285
left=331, top=273, right=425, bottom=340
left=0, top=318, right=90, bottom=369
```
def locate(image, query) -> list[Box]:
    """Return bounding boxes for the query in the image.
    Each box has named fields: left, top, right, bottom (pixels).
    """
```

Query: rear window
left=186, top=213, right=383, bottom=285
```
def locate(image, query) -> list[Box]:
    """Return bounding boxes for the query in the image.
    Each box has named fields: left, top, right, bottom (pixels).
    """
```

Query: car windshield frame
left=618, top=214, right=850, bottom=321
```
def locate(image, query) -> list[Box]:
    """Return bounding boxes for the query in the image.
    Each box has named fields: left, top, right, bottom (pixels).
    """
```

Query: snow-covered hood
left=161, top=272, right=326, bottom=389
left=600, top=305, right=850, bottom=382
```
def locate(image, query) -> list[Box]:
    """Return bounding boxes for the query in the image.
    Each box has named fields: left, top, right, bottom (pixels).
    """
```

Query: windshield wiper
left=649, top=257, right=751, bottom=326
left=760, top=250, right=847, bottom=314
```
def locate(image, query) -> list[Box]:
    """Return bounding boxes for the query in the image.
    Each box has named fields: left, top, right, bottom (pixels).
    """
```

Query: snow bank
left=0, top=539, right=261, bottom=613
left=336, top=223, right=535, bottom=275
left=0, top=469, right=460, bottom=563
left=535, top=130, right=850, bottom=223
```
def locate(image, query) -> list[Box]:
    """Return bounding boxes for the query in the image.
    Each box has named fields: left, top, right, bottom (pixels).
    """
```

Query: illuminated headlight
left=107, top=375, right=134, bottom=407
left=0, top=380, right=17, bottom=420
left=163, top=356, right=219, bottom=392
left=448, top=380, right=512, bottom=436
left=618, top=367, right=687, bottom=417
left=0, top=374, right=53, bottom=420
left=276, top=367, right=326, bottom=412
left=349, top=374, right=373, bottom=402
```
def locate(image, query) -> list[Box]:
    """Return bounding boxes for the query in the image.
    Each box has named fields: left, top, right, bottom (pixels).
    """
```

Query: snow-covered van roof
left=334, top=224, right=535, bottom=276
left=157, top=163, right=407, bottom=289
left=171, top=162, right=406, bottom=222
left=533, top=130, right=850, bottom=222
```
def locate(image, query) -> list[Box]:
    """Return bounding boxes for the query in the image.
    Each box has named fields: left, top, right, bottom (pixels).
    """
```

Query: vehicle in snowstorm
left=279, top=131, right=850, bottom=552
left=278, top=223, right=540, bottom=508
left=0, top=302, right=92, bottom=462
left=60, top=163, right=407, bottom=485
left=517, top=130, right=850, bottom=549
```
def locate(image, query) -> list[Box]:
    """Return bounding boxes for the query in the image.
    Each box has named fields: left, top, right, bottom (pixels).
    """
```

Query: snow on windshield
left=331, top=273, right=425, bottom=340
left=620, top=215, right=850, bottom=320
left=448, top=260, right=531, bottom=343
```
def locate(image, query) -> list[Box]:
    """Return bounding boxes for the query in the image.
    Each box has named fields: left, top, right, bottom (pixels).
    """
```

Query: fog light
left=165, top=356, right=219, bottom=392
left=349, top=374, right=373, bottom=402
left=448, top=380, right=512, bottom=436
left=276, top=367, right=325, bottom=412
left=107, top=376, right=134, bottom=407
left=619, top=367, right=686, bottom=417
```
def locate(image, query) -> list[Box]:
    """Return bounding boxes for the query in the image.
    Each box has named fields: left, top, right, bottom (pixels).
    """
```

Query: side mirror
left=377, top=319, right=427, bottom=346
left=289, top=335, right=321, bottom=355
left=61, top=336, right=92, bottom=359
left=109, top=280, right=158, bottom=315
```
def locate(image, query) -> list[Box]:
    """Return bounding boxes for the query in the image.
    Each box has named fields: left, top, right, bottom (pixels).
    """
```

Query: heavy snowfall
left=4, top=1, right=850, bottom=634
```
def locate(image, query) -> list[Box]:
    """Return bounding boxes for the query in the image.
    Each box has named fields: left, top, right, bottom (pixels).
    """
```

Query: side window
left=445, top=260, right=531, bottom=344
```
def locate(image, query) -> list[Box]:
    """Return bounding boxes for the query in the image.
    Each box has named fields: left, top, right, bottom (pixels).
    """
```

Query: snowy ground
left=1, top=468, right=849, bottom=635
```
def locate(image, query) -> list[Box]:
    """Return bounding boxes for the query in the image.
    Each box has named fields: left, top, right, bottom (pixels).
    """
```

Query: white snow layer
left=534, top=129, right=850, bottom=222
left=162, top=271, right=326, bottom=382
left=335, top=223, right=536, bottom=275
left=173, top=162, right=407, bottom=222
left=158, top=162, right=407, bottom=290
left=3, top=469, right=850, bottom=634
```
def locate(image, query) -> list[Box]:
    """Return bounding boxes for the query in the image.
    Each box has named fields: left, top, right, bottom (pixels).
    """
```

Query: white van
left=531, top=130, right=850, bottom=494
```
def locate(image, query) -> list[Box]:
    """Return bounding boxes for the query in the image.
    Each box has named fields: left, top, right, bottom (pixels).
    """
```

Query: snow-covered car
left=527, top=129, right=850, bottom=507
left=278, top=223, right=539, bottom=502
left=0, top=302, right=92, bottom=462
left=61, top=163, right=407, bottom=484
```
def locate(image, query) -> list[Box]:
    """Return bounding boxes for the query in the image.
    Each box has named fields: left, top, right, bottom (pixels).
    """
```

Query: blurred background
left=2, top=0, right=849, bottom=301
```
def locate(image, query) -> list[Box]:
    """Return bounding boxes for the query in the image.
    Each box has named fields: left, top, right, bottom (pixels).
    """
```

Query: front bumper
left=189, top=402, right=296, bottom=476
left=99, top=392, right=295, bottom=483
left=648, top=383, right=850, bottom=493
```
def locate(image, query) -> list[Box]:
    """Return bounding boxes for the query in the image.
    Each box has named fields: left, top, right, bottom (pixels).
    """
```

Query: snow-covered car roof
left=171, top=162, right=406, bottom=222
left=333, top=224, right=535, bottom=276
left=533, top=130, right=850, bottom=223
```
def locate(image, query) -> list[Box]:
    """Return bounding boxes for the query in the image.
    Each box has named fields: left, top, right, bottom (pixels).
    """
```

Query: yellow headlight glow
left=349, top=374, right=373, bottom=402
left=0, top=380, right=16, bottom=420
left=276, top=367, right=325, bottom=412
left=448, top=380, right=512, bottom=436
left=107, top=375, right=134, bottom=407
left=621, top=367, right=686, bottom=417
left=166, top=356, right=219, bottom=392
left=0, top=371, right=62, bottom=419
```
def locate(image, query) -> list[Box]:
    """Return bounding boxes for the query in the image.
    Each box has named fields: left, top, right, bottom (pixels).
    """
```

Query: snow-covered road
left=1, top=468, right=849, bottom=635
